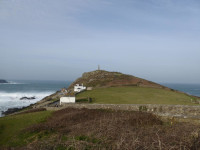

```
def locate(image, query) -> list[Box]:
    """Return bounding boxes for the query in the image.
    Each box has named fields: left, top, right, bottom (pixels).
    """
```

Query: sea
left=0, top=80, right=71, bottom=117
left=162, top=83, right=200, bottom=97
left=0, top=81, right=200, bottom=117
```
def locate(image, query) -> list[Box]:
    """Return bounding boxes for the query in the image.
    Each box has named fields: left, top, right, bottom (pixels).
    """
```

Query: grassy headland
left=32, top=70, right=199, bottom=108
left=68, top=70, right=199, bottom=105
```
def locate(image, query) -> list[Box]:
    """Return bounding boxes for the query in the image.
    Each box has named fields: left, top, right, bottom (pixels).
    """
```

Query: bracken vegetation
left=23, top=108, right=200, bottom=150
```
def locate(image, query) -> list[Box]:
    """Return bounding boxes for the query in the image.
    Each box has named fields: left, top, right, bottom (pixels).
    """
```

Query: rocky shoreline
left=1, top=104, right=34, bottom=117
left=1, top=107, right=26, bottom=116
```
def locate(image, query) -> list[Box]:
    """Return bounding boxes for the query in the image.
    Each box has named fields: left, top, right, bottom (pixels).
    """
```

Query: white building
left=60, top=96, right=75, bottom=105
left=74, top=84, right=86, bottom=92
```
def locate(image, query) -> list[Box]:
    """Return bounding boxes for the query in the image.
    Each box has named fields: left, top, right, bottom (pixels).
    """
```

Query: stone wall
left=46, top=104, right=200, bottom=119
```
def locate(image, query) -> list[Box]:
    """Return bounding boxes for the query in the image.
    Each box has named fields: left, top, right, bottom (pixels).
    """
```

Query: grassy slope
left=0, top=108, right=199, bottom=149
left=1, top=108, right=199, bottom=149
left=76, top=86, right=198, bottom=105
left=0, top=111, right=52, bottom=147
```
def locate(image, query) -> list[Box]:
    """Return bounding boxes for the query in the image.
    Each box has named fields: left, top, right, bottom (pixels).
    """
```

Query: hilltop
left=68, top=70, right=169, bottom=90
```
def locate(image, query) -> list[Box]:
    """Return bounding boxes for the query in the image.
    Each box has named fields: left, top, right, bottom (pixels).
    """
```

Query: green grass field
left=0, top=111, right=52, bottom=148
left=76, top=86, right=199, bottom=105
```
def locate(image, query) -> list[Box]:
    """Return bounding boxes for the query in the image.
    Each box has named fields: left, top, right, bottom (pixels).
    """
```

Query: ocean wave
left=0, top=91, right=54, bottom=116
left=0, top=91, right=53, bottom=101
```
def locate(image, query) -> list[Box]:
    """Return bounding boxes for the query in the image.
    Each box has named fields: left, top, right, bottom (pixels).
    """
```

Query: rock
left=0, top=79, right=8, bottom=83
left=20, top=96, right=36, bottom=100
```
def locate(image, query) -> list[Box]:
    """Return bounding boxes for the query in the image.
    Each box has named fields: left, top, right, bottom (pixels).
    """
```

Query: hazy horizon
left=1, top=0, right=200, bottom=84
left=3, top=71, right=200, bottom=85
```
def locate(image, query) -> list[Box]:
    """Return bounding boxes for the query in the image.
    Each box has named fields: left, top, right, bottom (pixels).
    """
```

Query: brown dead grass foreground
left=26, top=108, right=200, bottom=150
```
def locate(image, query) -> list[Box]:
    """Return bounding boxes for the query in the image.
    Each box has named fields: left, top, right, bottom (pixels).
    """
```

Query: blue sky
left=0, top=0, right=200, bottom=83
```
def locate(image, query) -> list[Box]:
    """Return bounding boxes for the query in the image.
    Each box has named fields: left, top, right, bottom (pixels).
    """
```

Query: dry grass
left=25, top=108, right=200, bottom=150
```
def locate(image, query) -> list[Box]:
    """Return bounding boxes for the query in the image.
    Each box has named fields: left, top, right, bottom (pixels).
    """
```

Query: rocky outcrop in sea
left=0, top=79, right=8, bottom=83
left=20, top=96, right=36, bottom=100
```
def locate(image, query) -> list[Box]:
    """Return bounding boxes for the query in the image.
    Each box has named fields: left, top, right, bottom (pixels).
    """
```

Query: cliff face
left=0, top=79, right=8, bottom=83
left=68, top=70, right=169, bottom=90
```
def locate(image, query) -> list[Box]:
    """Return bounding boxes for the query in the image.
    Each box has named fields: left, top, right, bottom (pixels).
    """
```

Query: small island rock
left=20, top=96, right=36, bottom=100
left=0, top=79, right=8, bottom=83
